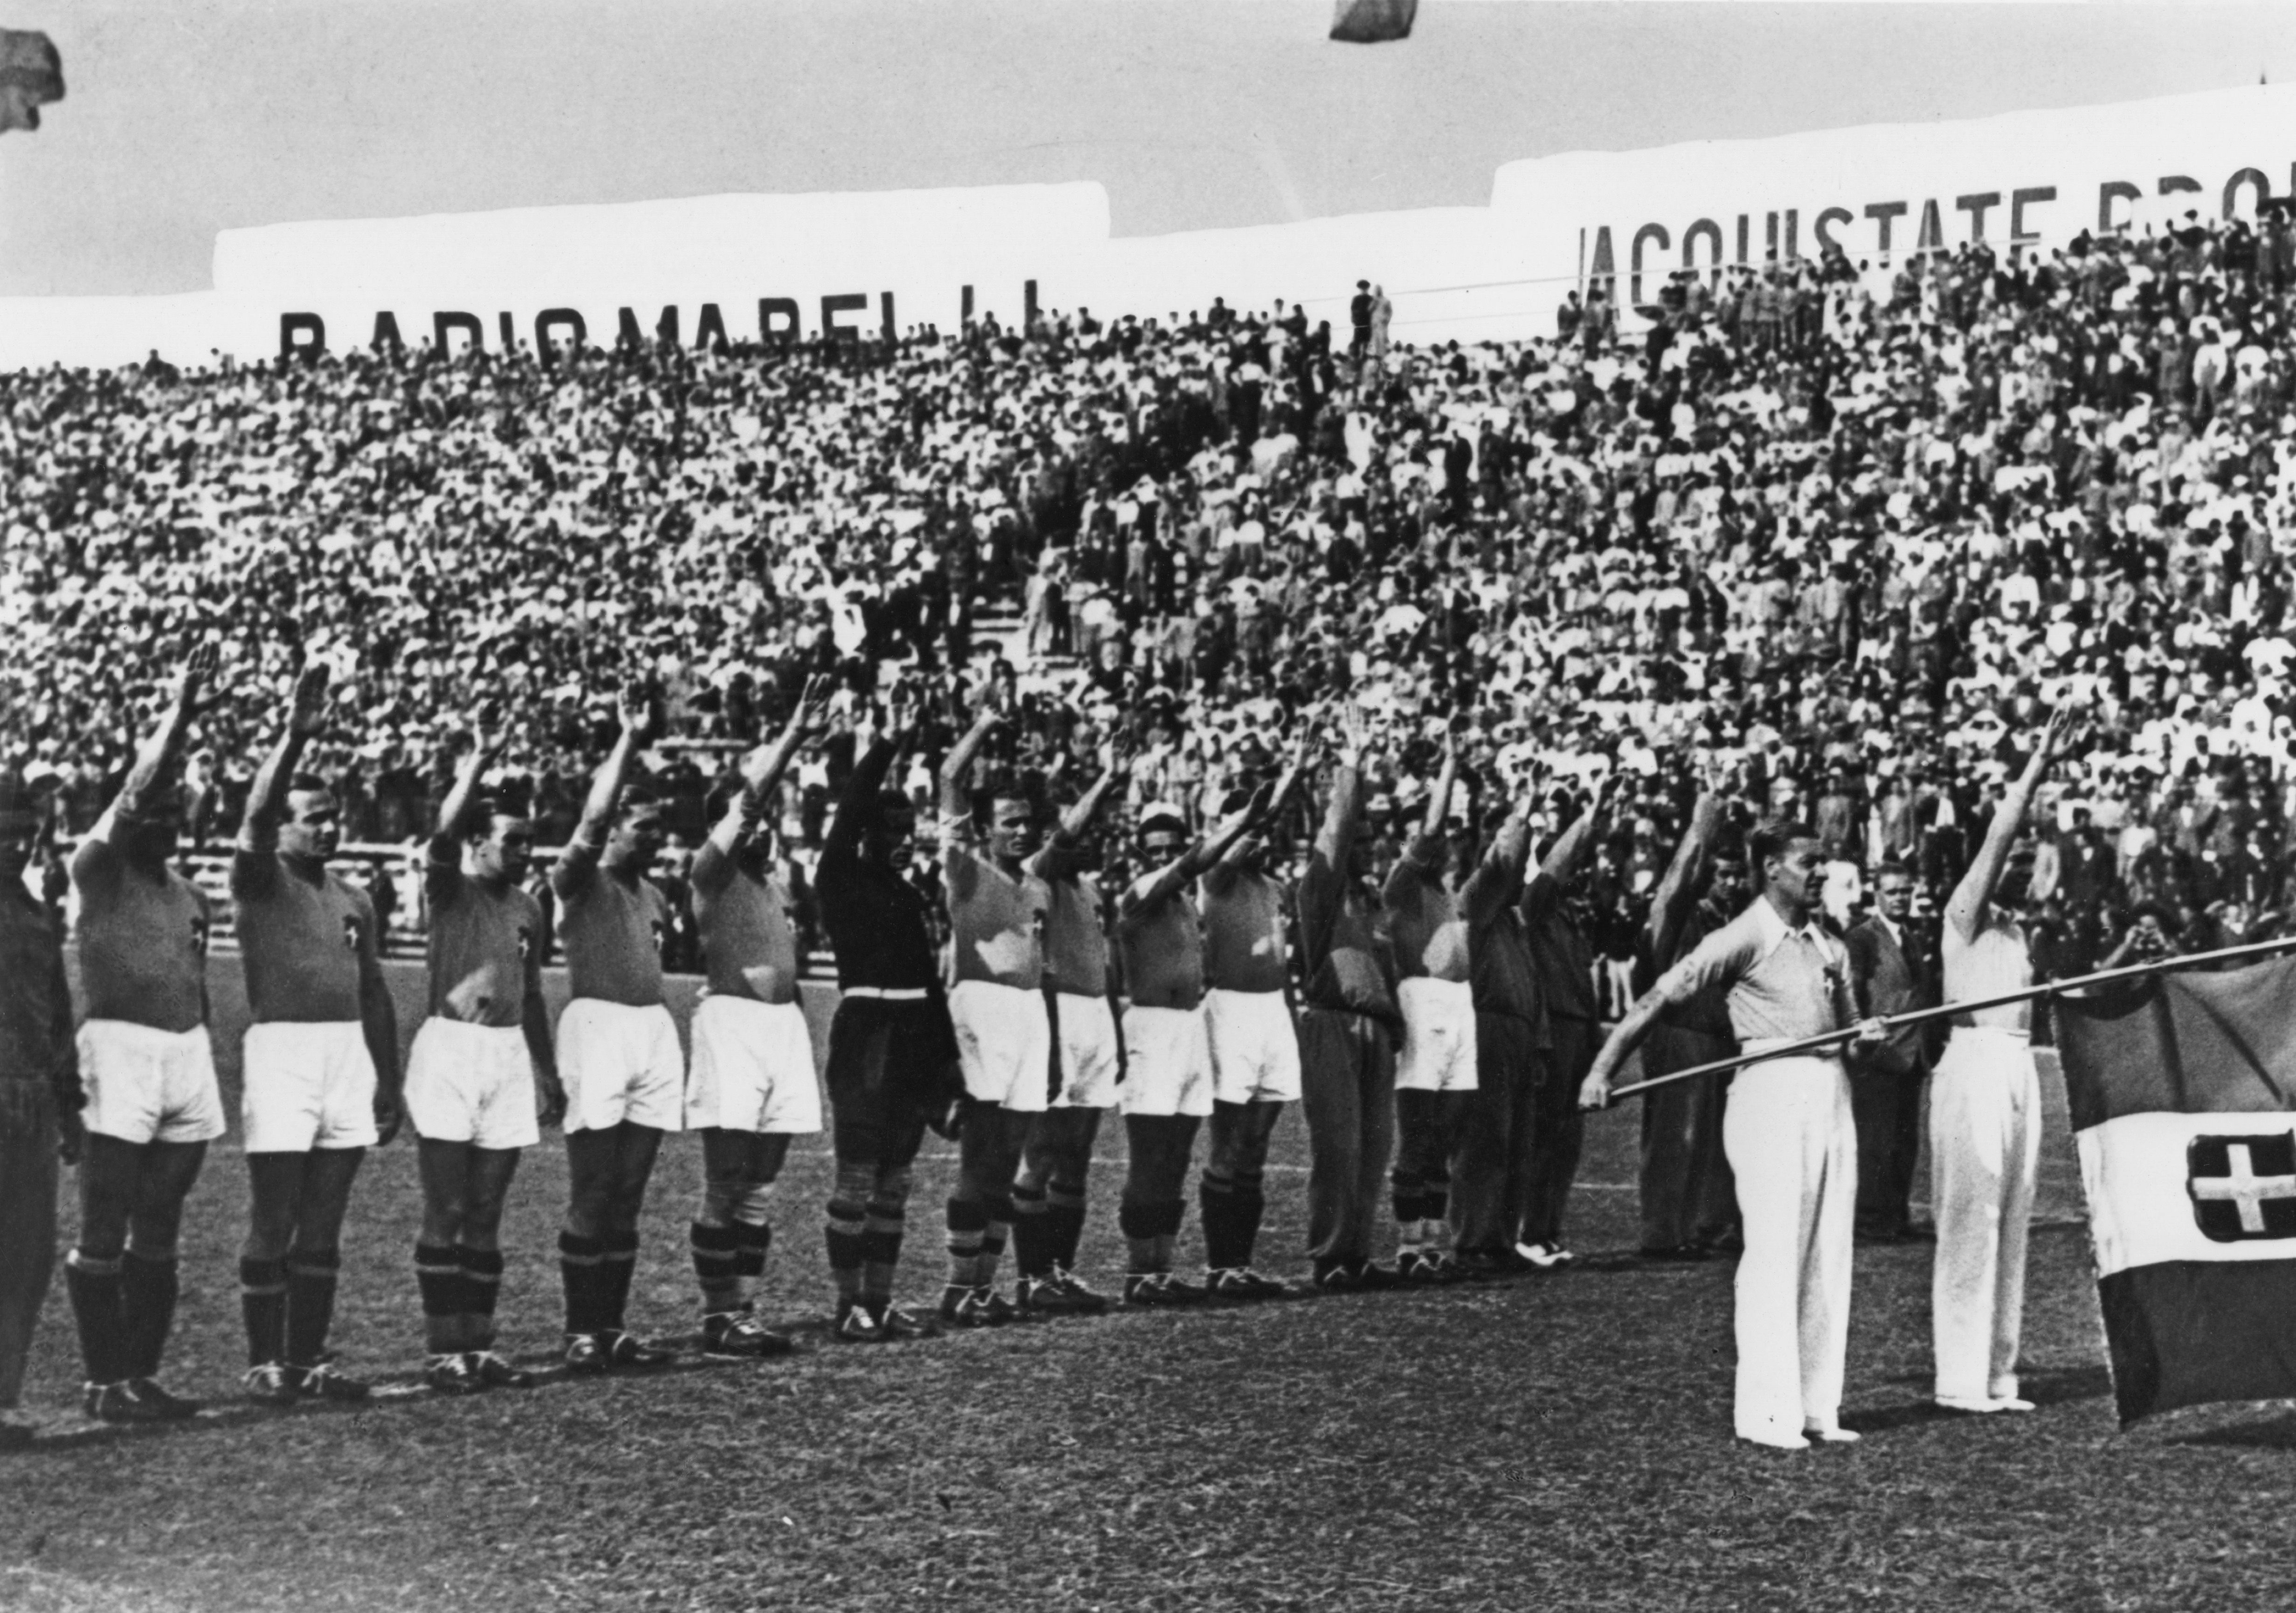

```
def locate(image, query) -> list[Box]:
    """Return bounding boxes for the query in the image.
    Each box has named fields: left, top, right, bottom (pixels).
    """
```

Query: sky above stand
left=4, top=1, right=2295, bottom=297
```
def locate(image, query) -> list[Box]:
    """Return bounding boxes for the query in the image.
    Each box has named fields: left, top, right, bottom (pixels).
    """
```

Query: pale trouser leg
left=1930, top=1036, right=2035, bottom=1402
left=1724, top=1059, right=1856, bottom=1443
left=1989, top=1060, right=2041, bottom=1399
left=1723, top=1067, right=1808, bottom=1444
left=1798, top=1066, right=1857, bottom=1430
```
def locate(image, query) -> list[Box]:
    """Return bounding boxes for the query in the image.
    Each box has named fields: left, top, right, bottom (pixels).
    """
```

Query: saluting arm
left=1944, top=710, right=2069, bottom=945
left=1645, top=791, right=1721, bottom=964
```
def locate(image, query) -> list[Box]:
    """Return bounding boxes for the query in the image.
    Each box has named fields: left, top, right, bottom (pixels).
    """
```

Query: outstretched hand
left=287, top=663, right=332, bottom=740
left=616, top=677, right=659, bottom=742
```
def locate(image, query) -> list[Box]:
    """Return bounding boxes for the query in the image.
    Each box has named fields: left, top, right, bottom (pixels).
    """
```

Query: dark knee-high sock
left=977, top=1194, right=1014, bottom=1289
left=862, top=1199, right=905, bottom=1311
left=121, top=1248, right=181, bottom=1381
left=1010, top=1184, right=1055, bottom=1279
left=945, top=1197, right=987, bottom=1294
left=732, top=1221, right=771, bottom=1308
left=1392, top=1184, right=1433, bottom=1255
left=415, top=1242, right=463, bottom=1354
left=284, top=1249, right=341, bottom=1368
left=240, top=1256, right=288, bottom=1367
left=1047, top=1180, right=1088, bottom=1271
left=1118, top=1198, right=1162, bottom=1275
left=461, top=1247, right=505, bottom=1350
left=1199, top=1170, right=1245, bottom=1272
left=1234, top=1173, right=1268, bottom=1268
left=64, top=1249, right=127, bottom=1385
left=599, top=1230, right=639, bottom=1333
left=558, top=1232, right=607, bottom=1335
left=691, top=1222, right=741, bottom=1316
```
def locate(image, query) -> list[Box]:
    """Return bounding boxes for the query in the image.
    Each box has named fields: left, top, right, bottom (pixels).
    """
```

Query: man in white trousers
left=1581, top=821, right=1884, bottom=1451
left=1930, top=710, right=2069, bottom=1415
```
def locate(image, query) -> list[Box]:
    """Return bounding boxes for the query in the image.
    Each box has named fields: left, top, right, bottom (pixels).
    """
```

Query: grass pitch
left=2, top=1051, right=2293, bottom=1613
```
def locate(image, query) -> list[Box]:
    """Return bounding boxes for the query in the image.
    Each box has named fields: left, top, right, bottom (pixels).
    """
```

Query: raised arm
left=1944, top=709, right=2069, bottom=945
left=1418, top=732, right=1458, bottom=844
left=433, top=706, right=503, bottom=846
left=242, top=664, right=331, bottom=843
left=1539, top=773, right=1609, bottom=886
left=1123, top=782, right=1272, bottom=918
left=1219, top=726, right=1314, bottom=872
left=97, top=642, right=219, bottom=844
left=1032, top=734, right=1133, bottom=879
left=232, top=663, right=331, bottom=897
left=1645, top=789, right=1722, bottom=963
left=938, top=707, right=1001, bottom=825
left=1311, top=704, right=1370, bottom=872
left=697, top=674, right=830, bottom=893
left=554, top=677, right=656, bottom=893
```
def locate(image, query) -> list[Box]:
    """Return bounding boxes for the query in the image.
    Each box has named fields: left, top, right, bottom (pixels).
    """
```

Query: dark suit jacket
left=1846, top=914, right=1936, bottom=1077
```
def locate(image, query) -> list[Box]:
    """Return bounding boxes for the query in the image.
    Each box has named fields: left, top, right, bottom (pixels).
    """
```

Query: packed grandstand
left=6, top=215, right=2295, bottom=995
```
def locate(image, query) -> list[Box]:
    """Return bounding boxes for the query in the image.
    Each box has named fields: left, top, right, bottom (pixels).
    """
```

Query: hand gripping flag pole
left=1604, top=935, right=2296, bottom=1104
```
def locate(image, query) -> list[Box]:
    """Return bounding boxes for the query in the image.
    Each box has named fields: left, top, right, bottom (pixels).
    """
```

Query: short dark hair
left=1874, top=858, right=1916, bottom=883
left=286, top=772, right=331, bottom=796
left=1747, top=819, right=1818, bottom=874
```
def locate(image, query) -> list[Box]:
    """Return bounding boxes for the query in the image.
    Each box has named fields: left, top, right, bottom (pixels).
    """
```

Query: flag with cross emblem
left=2056, top=953, right=2296, bottom=1425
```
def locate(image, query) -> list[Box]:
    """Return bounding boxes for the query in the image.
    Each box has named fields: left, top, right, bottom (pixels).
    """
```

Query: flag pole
left=1604, top=935, right=2296, bottom=1103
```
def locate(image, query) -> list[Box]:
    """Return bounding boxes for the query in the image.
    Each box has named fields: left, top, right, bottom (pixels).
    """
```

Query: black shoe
left=604, top=1331, right=677, bottom=1370
left=1398, top=1251, right=1464, bottom=1285
left=1451, top=1249, right=1524, bottom=1281
left=564, top=1332, right=610, bottom=1375
left=1314, top=1263, right=1360, bottom=1293
left=832, top=1304, right=883, bottom=1344
left=424, top=1353, right=484, bottom=1396
left=469, top=1350, right=536, bottom=1389
left=1638, top=1244, right=1710, bottom=1263
left=1122, top=1272, right=1205, bottom=1307
left=974, top=1288, right=1025, bottom=1326
left=288, top=1362, right=372, bottom=1402
left=874, top=1304, right=940, bottom=1341
left=1052, top=1268, right=1110, bottom=1314
left=1353, top=1262, right=1403, bottom=1291
left=702, top=1309, right=797, bottom=1359
left=242, top=1363, right=300, bottom=1406
left=1017, top=1274, right=1101, bottom=1317
left=938, top=1286, right=999, bottom=1329
left=1206, top=1267, right=1293, bottom=1301
left=123, top=1379, right=201, bottom=1420
left=84, top=1382, right=168, bottom=1425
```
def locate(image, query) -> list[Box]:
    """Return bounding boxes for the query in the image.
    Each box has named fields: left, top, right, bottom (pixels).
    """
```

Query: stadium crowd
left=7, top=208, right=2296, bottom=1433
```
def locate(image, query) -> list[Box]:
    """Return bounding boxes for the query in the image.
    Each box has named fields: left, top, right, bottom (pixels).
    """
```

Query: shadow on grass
left=1843, top=1365, right=2115, bottom=1433
left=2165, top=1412, right=2296, bottom=1450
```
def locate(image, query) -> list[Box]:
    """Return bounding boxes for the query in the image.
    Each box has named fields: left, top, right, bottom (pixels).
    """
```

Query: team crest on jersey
left=650, top=918, right=666, bottom=955
left=190, top=914, right=209, bottom=955
left=342, top=915, right=362, bottom=950
left=517, top=924, right=534, bottom=961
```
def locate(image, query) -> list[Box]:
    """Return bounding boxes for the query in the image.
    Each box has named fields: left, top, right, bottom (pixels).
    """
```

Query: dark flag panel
left=2057, top=957, right=2296, bottom=1425
left=0, top=28, right=63, bottom=133
left=1330, top=0, right=1417, bottom=45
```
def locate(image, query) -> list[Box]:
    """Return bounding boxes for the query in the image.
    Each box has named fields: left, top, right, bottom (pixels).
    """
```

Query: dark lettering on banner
left=535, top=308, right=586, bottom=358
left=1764, top=209, right=1797, bottom=262
left=2158, top=174, right=2202, bottom=198
left=1915, top=199, right=1945, bottom=256
left=1812, top=207, right=1853, bottom=254
left=2223, top=167, right=2274, bottom=221
left=1024, top=279, right=1040, bottom=326
left=2098, top=180, right=2141, bottom=234
left=1630, top=222, right=1670, bottom=310
left=880, top=291, right=896, bottom=341
left=757, top=298, right=800, bottom=345
left=279, top=312, right=325, bottom=360
left=1586, top=227, right=1615, bottom=295
left=1954, top=192, right=2001, bottom=242
left=497, top=312, right=517, bottom=351
left=1734, top=214, right=1749, bottom=265
left=1864, top=201, right=1909, bottom=257
left=2010, top=186, right=2056, bottom=240
left=820, top=293, right=868, bottom=344
left=1681, top=218, right=1723, bottom=284
left=961, top=284, right=975, bottom=325
left=617, top=305, right=680, bottom=349
left=693, top=302, right=729, bottom=352
left=369, top=311, right=403, bottom=352
left=433, top=311, right=483, bottom=355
